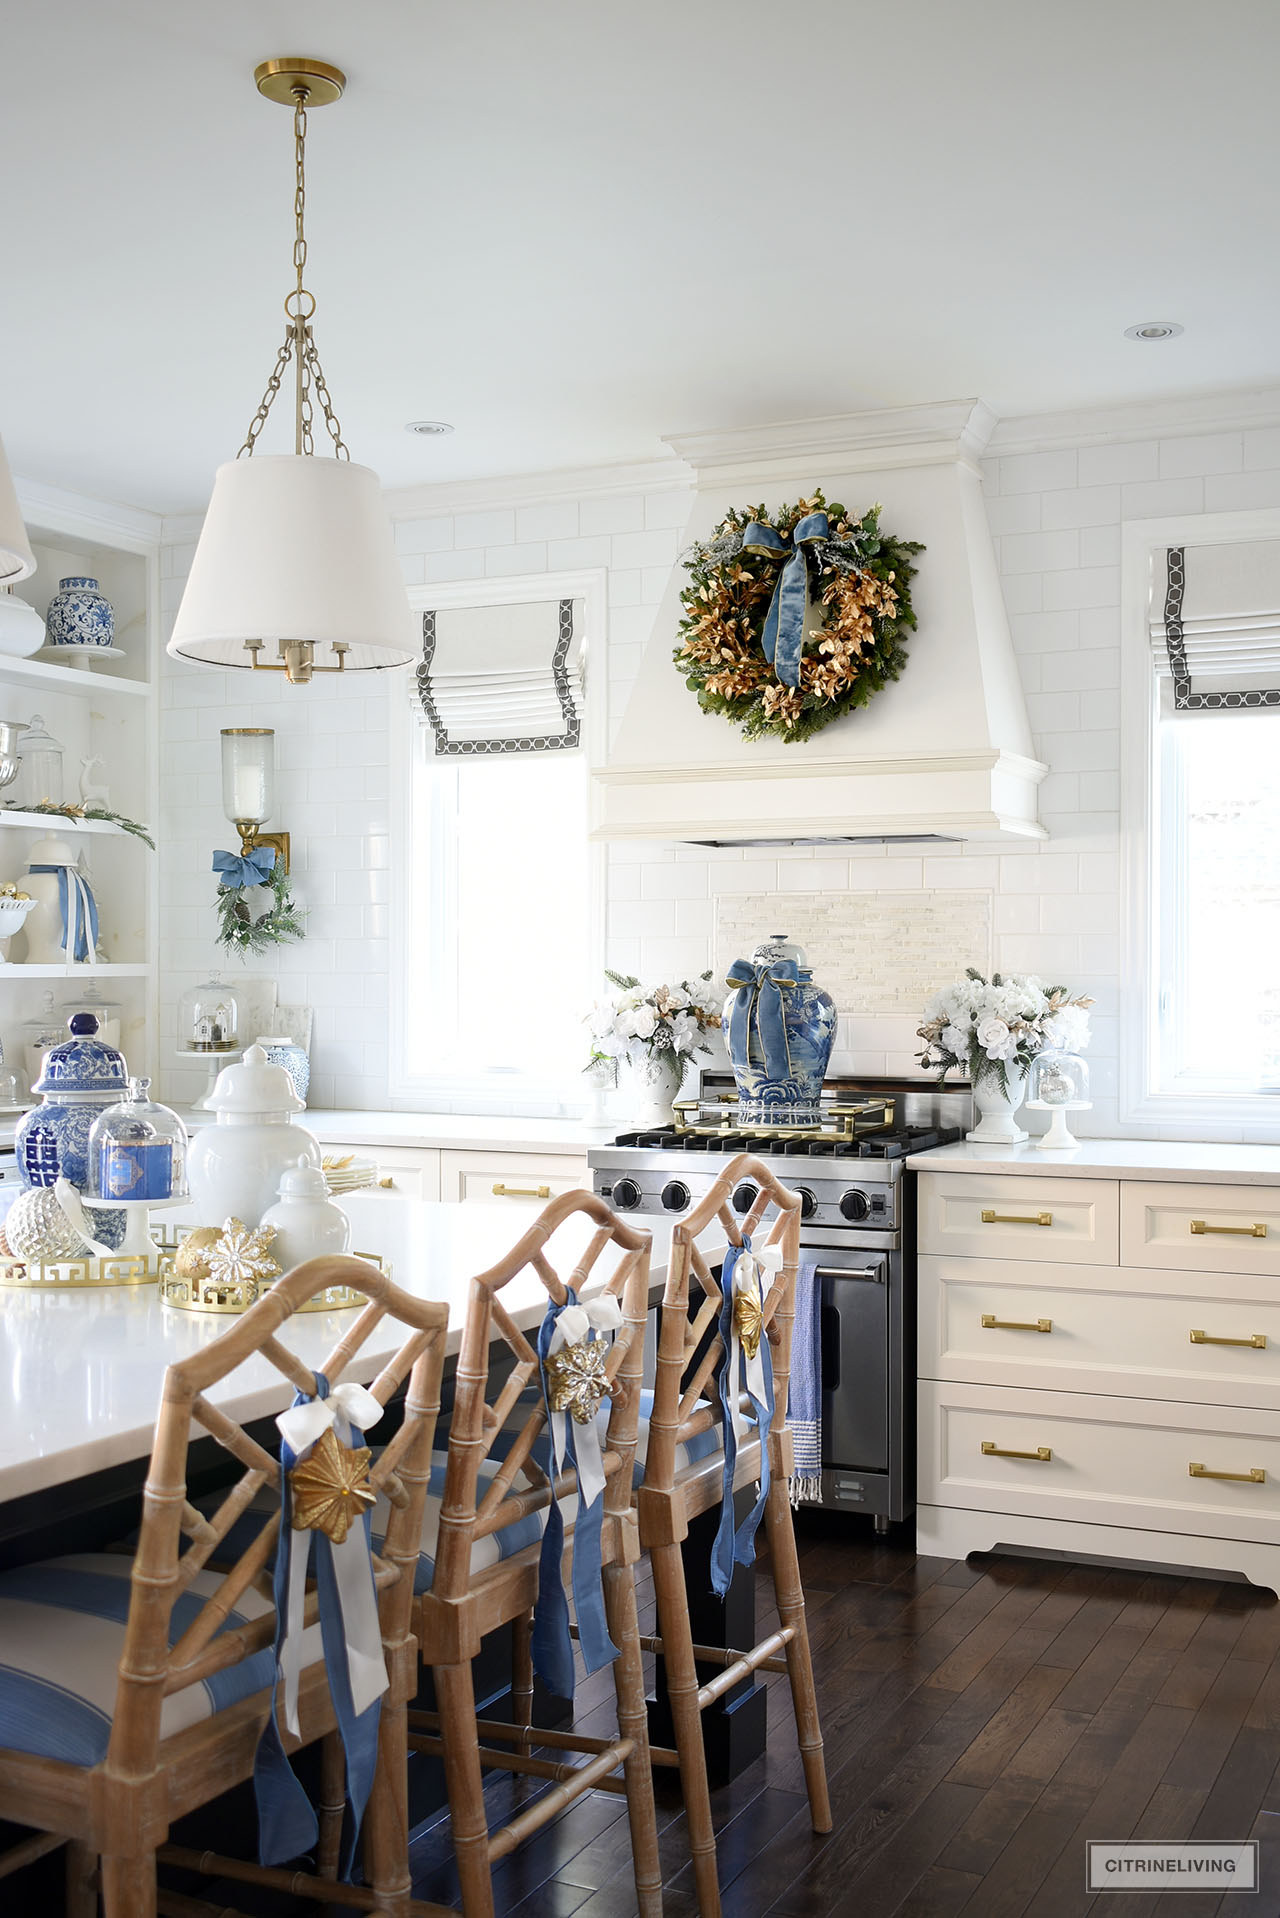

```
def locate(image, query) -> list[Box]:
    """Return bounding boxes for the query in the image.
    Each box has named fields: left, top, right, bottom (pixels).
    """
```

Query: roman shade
left=1151, top=542, right=1280, bottom=709
left=414, top=597, right=583, bottom=754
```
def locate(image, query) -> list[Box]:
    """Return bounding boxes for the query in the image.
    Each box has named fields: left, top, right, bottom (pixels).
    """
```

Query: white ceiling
left=5, top=0, right=1279, bottom=513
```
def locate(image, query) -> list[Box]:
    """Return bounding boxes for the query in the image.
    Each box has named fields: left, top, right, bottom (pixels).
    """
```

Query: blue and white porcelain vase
left=254, top=1034, right=310, bottom=1106
left=44, top=576, right=114, bottom=650
left=722, top=934, right=837, bottom=1113
left=16, top=1011, right=130, bottom=1190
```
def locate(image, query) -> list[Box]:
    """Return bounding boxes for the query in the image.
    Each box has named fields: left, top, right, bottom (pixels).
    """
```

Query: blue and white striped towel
left=786, top=1259, right=822, bottom=1503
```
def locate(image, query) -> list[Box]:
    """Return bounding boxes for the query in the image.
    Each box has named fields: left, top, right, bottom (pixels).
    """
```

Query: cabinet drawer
left=917, top=1173, right=1118, bottom=1264
left=1121, top=1182, right=1280, bottom=1277
left=440, top=1148, right=588, bottom=1208
left=920, top=1379, right=1280, bottom=1547
left=322, top=1143, right=441, bottom=1202
left=919, top=1255, right=1280, bottom=1409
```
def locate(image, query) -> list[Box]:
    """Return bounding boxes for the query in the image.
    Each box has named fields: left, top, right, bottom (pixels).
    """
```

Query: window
left=391, top=571, right=605, bottom=1110
left=1123, top=512, right=1280, bottom=1125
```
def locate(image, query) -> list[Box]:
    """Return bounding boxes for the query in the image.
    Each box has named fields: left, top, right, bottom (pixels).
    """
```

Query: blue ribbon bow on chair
left=29, top=863, right=99, bottom=963
left=254, top=1371, right=388, bottom=1876
left=740, top=510, right=829, bottom=687
left=532, top=1287, right=622, bottom=1700
left=711, top=1235, right=779, bottom=1596
left=213, top=845, right=277, bottom=890
left=725, top=957, right=798, bottom=1083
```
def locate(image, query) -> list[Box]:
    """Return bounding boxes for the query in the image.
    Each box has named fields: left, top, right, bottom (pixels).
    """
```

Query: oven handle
left=812, top=1263, right=885, bottom=1284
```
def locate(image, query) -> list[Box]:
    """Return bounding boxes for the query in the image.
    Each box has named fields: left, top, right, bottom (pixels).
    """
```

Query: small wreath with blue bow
left=674, top=490, right=923, bottom=744
left=213, top=845, right=306, bottom=955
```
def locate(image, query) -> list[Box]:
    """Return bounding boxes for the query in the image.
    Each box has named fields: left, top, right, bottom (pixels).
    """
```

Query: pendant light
left=0, top=432, right=36, bottom=585
left=168, top=58, right=413, bottom=686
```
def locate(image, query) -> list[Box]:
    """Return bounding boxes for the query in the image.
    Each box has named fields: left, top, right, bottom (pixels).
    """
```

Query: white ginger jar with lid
left=259, top=1154, right=351, bottom=1275
left=186, top=1043, right=322, bottom=1230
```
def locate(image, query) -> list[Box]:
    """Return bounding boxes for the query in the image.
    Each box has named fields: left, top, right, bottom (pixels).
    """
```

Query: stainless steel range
left=588, top=1071, right=973, bottom=1530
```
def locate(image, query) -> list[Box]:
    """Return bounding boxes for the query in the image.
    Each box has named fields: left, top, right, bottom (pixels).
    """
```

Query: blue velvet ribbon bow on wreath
left=213, top=845, right=277, bottom=890
left=739, top=509, right=829, bottom=687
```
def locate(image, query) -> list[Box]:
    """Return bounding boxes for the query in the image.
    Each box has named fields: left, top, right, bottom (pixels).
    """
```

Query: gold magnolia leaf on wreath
left=289, top=1426, right=376, bottom=1544
left=544, top=1337, right=610, bottom=1424
left=734, top=1285, right=764, bottom=1360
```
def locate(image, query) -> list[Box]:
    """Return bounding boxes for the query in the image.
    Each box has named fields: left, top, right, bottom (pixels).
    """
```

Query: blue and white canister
left=16, top=1012, right=129, bottom=1189
left=44, top=576, right=115, bottom=650
left=255, top=1035, right=310, bottom=1106
left=722, top=934, right=837, bottom=1113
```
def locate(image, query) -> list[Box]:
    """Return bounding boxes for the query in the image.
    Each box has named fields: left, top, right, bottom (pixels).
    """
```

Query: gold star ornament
left=289, top=1425, right=376, bottom=1544
left=734, top=1283, right=764, bottom=1360
left=544, top=1337, right=610, bottom=1425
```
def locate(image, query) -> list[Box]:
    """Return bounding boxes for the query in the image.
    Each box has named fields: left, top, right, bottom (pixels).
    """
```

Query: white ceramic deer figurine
left=79, top=756, right=110, bottom=806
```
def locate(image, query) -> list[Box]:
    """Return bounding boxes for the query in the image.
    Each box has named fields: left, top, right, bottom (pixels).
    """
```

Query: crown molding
left=382, top=454, right=693, bottom=521
left=16, top=477, right=164, bottom=552
left=988, top=385, right=1280, bottom=457
left=665, top=400, right=997, bottom=480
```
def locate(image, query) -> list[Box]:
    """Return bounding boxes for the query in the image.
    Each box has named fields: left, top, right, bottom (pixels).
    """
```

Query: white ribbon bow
left=546, top=1290, right=623, bottom=1510
left=729, top=1243, right=782, bottom=1441
left=275, top=1383, right=388, bottom=1736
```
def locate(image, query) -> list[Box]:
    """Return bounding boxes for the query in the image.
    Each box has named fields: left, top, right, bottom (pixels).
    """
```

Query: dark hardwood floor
left=407, top=1516, right=1280, bottom=1918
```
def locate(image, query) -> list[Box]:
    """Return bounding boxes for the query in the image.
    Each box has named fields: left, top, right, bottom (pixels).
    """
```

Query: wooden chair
left=404, top=1190, right=663, bottom=1918
left=636, top=1153, right=832, bottom=1917
left=0, top=1254, right=448, bottom=1918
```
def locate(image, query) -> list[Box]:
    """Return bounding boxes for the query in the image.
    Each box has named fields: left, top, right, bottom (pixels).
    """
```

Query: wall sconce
left=220, top=728, right=290, bottom=873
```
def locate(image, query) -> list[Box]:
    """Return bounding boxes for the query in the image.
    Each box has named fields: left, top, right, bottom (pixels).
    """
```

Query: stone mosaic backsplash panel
left=715, top=889, right=993, bottom=1016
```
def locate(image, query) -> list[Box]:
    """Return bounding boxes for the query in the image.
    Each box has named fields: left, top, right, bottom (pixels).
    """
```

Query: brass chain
left=236, top=84, right=349, bottom=460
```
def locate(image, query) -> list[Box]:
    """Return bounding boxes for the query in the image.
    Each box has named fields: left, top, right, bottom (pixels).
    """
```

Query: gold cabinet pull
left=982, top=1313, right=1053, bottom=1333
left=981, top=1440, right=1052, bottom=1461
left=1188, top=1461, right=1266, bottom=1484
left=1189, top=1329, right=1267, bottom=1349
left=492, top=1182, right=551, bottom=1200
left=980, top=1209, right=1053, bottom=1227
left=1190, top=1219, right=1267, bottom=1238
left=378, top=1176, right=395, bottom=1189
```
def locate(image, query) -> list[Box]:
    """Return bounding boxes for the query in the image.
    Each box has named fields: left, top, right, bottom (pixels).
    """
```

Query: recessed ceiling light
left=406, top=419, right=454, bottom=435
left=1124, top=321, right=1184, bottom=342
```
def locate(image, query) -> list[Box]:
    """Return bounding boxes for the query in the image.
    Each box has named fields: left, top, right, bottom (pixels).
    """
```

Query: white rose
left=622, top=1004, right=658, bottom=1041
left=941, top=1025, right=968, bottom=1056
left=976, top=1016, right=1016, bottom=1061
left=1044, top=1004, right=1090, bottom=1052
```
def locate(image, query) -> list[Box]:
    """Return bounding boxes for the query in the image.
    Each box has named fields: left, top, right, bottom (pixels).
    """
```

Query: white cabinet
left=324, top=1143, right=440, bottom=1202
left=439, top=1148, right=588, bottom=1208
left=916, top=1168, right=1280, bottom=1593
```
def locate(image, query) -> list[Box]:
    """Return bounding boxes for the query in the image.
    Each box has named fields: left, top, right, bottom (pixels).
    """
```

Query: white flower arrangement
left=585, top=968, right=723, bottom=1085
left=917, top=968, right=1093, bottom=1093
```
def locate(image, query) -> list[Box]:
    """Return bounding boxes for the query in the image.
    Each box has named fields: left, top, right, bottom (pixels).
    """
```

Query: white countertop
left=178, top=1108, right=614, bottom=1156
left=0, top=1195, right=678, bottom=1507
left=907, top=1137, right=1280, bottom=1185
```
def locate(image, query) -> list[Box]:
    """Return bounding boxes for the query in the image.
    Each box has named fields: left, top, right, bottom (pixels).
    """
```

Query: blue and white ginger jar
left=255, top=1036, right=310, bottom=1106
left=16, top=1012, right=129, bottom=1190
left=722, top=934, right=837, bottom=1112
left=45, top=576, right=115, bottom=650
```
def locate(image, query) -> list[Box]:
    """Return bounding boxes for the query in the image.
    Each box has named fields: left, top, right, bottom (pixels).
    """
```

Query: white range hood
left=594, top=400, right=1046, bottom=844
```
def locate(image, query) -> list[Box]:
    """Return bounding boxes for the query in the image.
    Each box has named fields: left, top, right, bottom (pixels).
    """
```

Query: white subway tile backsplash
left=486, top=542, right=546, bottom=576
left=644, top=491, right=695, bottom=530
left=1119, top=476, right=1205, bottom=518
left=1041, top=566, right=1120, bottom=611
left=1039, top=484, right=1122, bottom=529
left=580, top=495, right=646, bottom=536
left=998, top=449, right=1078, bottom=494
left=1159, top=432, right=1242, bottom=477
left=454, top=508, right=516, bottom=549
left=516, top=501, right=579, bottom=543
left=1076, top=441, right=1159, bottom=486
left=1000, top=528, right=1079, bottom=574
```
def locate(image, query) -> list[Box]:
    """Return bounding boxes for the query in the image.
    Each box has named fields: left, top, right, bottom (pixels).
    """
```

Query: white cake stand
left=86, top=1194, right=188, bottom=1271
left=1024, top=1098, right=1091, bottom=1150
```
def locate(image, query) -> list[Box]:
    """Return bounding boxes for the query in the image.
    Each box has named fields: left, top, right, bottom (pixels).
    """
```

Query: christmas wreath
left=674, top=490, right=923, bottom=744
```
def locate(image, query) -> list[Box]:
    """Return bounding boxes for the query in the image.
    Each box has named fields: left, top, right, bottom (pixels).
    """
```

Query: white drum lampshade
left=0, top=433, right=36, bottom=585
left=167, top=455, right=415, bottom=677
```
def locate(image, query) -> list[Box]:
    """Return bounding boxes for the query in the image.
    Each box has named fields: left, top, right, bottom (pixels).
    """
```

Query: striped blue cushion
left=0, top=1552, right=323, bottom=1769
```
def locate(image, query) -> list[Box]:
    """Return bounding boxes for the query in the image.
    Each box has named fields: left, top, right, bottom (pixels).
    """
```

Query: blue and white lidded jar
left=44, top=577, right=115, bottom=649
left=16, top=1011, right=130, bottom=1189
left=722, top=933, right=837, bottom=1114
left=254, top=1034, right=310, bottom=1105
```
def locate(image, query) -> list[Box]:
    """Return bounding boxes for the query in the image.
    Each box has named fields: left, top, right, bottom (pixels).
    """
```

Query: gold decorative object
left=544, top=1338, right=610, bottom=1424
left=733, top=1285, right=764, bottom=1360
left=206, top=1217, right=280, bottom=1292
left=0, top=1251, right=149, bottom=1290
left=173, top=1225, right=223, bottom=1283
left=289, top=1425, right=375, bottom=1543
left=157, top=1224, right=387, bottom=1314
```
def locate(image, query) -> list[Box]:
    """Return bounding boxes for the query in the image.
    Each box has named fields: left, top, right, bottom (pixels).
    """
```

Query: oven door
left=817, top=1248, right=890, bottom=1475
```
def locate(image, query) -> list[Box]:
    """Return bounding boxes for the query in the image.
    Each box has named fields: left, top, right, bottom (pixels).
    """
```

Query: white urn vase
left=187, top=1044, right=322, bottom=1230
left=967, top=1064, right=1030, bottom=1144
left=628, top=1051, right=683, bottom=1128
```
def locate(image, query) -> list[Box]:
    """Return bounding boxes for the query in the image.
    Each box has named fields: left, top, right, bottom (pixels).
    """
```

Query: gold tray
left=157, top=1226, right=389, bottom=1315
left=0, top=1252, right=151, bottom=1290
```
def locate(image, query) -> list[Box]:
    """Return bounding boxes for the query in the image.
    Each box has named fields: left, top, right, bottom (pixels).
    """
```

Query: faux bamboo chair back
left=643, top=1152, right=801, bottom=1500
left=428, top=1192, right=652, bottom=1612
left=109, top=1254, right=449, bottom=1788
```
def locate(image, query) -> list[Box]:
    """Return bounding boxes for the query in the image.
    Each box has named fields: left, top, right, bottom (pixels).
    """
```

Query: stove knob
left=611, top=1177, right=643, bottom=1212
left=839, top=1188, right=871, bottom=1222
left=661, top=1179, right=691, bottom=1213
left=797, top=1186, right=818, bottom=1221
left=731, top=1180, right=759, bottom=1215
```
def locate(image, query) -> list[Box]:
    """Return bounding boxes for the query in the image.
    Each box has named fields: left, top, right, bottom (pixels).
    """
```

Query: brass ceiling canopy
left=253, top=57, right=346, bottom=108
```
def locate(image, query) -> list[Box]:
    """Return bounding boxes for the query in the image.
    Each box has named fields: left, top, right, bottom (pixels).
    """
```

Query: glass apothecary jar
left=21, top=990, right=66, bottom=1091
left=89, top=1077, right=189, bottom=1202
left=14, top=713, right=63, bottom=810
left=1026, top=1050, right=1091, bottom=1150
left=180, top=974, right=242, bottom=1054
left=58, top=982, right=123, bottom=1051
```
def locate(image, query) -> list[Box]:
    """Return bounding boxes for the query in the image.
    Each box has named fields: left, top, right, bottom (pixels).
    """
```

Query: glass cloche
left=1026, top=1050, right=1091, bottom=1150
left=180, top=974, right=242, bottom=1054
left=88, top=1077, right=188, bottom=1202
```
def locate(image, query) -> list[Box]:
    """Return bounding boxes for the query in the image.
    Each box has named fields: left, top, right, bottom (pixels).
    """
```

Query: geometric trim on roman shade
left=1153, top=545, right=1280, bottom=711
left=414, top=598, right=583, bottom=755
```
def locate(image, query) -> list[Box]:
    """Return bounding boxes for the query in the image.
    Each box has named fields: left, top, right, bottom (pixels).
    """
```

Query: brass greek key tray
left=0, top=1252, right=151, bottom=1290
left=157, top=1225, right=389, bottom=1315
